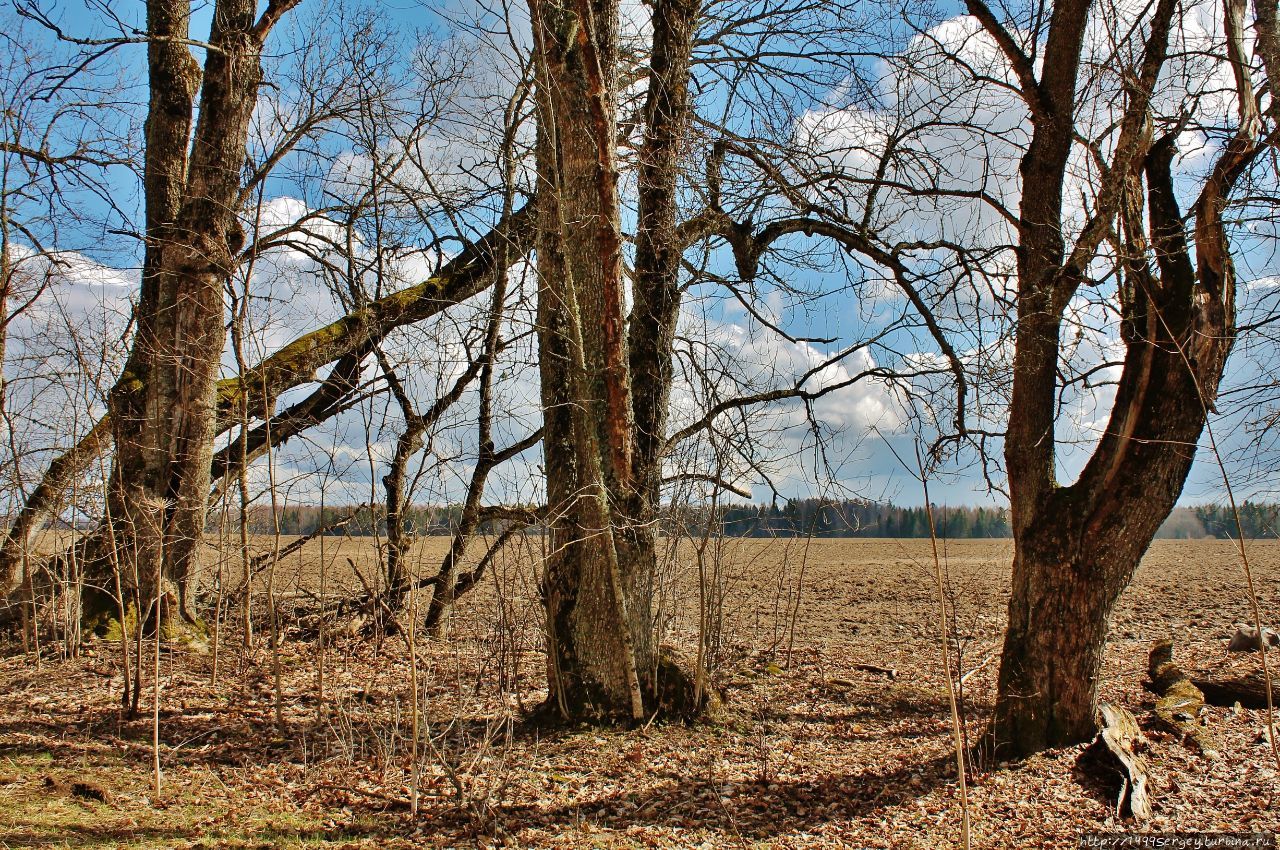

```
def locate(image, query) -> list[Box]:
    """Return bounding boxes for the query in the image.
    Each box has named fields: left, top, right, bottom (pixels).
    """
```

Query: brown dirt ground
left=1, top=536, right=1278, bottom=848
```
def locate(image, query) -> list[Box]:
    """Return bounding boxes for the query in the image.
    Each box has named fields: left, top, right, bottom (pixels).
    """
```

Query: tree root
left=653, top=644, right=724, bottom=722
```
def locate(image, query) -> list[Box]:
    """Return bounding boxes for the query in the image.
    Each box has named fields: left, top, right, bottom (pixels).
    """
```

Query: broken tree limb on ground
left=1151, top=637, right=1280, bottom=710
left=1095, top=702, right=1153, bottom=822
left=1192, top=671, right=1280, bottom=710
left=1148, top=639, right=1218, bottom=756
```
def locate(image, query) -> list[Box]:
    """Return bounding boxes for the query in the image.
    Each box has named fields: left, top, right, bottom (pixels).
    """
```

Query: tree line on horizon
left=238, top=499, right=1280, bottom=541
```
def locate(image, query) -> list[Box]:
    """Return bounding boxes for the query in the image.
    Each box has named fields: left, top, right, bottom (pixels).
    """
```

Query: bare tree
left=0, top=5, right=538, bottom=633
left=524, top=0, right=708, bottom=721
left=13, top=0, right=306, bottom=634
left=953, top=0, right=1280, bottom=756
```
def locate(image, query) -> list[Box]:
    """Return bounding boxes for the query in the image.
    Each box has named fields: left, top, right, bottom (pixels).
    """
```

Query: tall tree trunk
left=92, top=0, right=203, bottom=629
left=619, top=0, right=700, bottom=701
left=980, top=0, right=1270, bottom=755
left=531, top=0, right=645, bottom=722
left=85, top=0, right=287, bottom=632
left=531, top=0, right=702, bottom=722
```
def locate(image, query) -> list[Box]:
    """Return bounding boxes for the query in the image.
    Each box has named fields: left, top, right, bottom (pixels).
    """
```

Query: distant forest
left=712, top=499, right=1280, bottom=539
left=706, top=500, right=1011, bottom=538
left=249, top=499, right=1280, bottom=540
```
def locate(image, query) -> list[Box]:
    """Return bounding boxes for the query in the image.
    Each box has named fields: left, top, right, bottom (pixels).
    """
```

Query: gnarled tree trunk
left=530, top=0, right=703, bottom=722
left=976, top=0, right=1276, bottom=756
left=82, top=0, right=292, bottom=633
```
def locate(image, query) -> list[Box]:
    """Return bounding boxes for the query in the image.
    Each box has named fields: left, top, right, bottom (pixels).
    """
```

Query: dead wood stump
left=1095, top=702, right=1153, bottom=822
left=655, top=644, right=724, bottom=721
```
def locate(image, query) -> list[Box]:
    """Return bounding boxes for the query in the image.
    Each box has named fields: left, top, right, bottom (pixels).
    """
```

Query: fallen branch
left=230, top=506, right=368, bottom=595
left=1148, top=639, right=1218, bottom=756
left=1192, top=671, right=1280, bottom=710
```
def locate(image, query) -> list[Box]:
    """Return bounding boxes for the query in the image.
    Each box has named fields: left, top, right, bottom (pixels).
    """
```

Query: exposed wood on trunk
left=529, top=0, right=644, bottom=722
left=571, top=0, right=632, bottom=491
left=530, top=0, right=707, bottom=724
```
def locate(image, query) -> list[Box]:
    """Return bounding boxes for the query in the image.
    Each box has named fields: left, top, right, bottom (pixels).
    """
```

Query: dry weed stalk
left=919, top=448, right=972, bottom=850
left=406, top=575, right=421, bottom=816
left=263, top=397, right=284, bottom=733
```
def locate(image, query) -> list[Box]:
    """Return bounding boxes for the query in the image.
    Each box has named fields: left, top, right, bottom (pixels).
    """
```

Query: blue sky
left=5, top=0, right=1279, bottom=511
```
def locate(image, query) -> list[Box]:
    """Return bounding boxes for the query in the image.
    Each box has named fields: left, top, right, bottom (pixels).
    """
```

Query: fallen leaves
left=0, top=538, right=1278, bottom=847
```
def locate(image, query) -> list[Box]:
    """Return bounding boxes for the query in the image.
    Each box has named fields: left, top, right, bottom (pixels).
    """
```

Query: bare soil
left=1, top=537, right=1277, bottom=848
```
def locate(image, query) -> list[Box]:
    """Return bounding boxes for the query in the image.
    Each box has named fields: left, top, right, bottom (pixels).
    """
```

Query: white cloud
left=784, top=3, right=1247, bottom=489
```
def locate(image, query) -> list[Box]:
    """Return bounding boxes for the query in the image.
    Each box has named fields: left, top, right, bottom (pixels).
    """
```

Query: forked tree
left=74, top=0, right=303, bottom=630
left=527, top=0, right=705, bottom=720
left=525, top=0, right=987, bottom=720
left=963, top=0, right=1280, bottom=756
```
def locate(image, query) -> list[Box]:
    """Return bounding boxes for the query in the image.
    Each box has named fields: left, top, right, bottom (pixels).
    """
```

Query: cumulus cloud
left=17, top=3, right=1260, bottom=511
left=784, top=3, right=1248, bottom=489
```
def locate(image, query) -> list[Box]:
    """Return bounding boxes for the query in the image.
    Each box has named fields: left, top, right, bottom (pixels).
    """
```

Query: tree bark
left=98, top=0, right=204, bottom=628
left=530, top=0, right=703, bottom=722
left=530, top=0, right=645, bottom=722
left=980, top=0, right=1273, bottom=756
left=90, top=0, right=290, bottom=631
left=618, top=0, right=700, bottom=704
